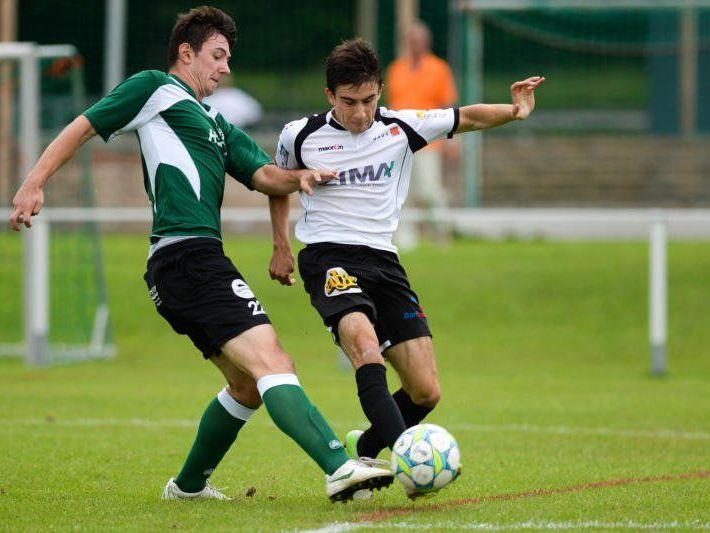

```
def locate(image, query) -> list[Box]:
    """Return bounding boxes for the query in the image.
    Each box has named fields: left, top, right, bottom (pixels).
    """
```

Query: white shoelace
left=202, top=481, right=230, bottom=499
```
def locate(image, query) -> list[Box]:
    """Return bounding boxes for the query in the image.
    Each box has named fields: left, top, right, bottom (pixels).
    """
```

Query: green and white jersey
left=84, top=70, right=271, bottom=242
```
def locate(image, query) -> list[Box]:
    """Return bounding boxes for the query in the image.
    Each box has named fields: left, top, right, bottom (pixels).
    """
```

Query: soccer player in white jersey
left=9, top=9, right=393, bottom=502
left=271, top=38, right=544, bottom=497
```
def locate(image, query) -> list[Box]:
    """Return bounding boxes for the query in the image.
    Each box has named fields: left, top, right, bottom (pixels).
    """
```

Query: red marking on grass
left=357, top=470, right=710, bottom=523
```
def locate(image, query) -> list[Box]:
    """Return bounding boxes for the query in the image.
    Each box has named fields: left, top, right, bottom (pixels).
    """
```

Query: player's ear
left=325, top=88, right=336, bottom=106
left=177, top=43, right=194, bottom=64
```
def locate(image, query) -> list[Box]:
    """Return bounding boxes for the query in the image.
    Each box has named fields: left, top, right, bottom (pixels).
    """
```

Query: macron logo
left=317, top=144, right=344, bottom=152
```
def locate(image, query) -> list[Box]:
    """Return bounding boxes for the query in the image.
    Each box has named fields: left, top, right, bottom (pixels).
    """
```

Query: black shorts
left=298, top=243, right=431, bottom=350
left=144, top=238, right=271, bottom=359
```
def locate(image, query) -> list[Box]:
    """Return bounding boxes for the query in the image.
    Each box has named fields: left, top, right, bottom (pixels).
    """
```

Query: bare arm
left=252, top=164, right=336, bottom=196
left=10, top=115, right=96, bottom=230
left=257, top=163, right=336, bottom=284
left=268, top=195, right=295, bottom=286
left=455, top=76, right=545, bottom=134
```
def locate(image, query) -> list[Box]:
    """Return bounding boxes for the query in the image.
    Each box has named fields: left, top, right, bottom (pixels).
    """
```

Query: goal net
left=452, top=0, right=710, bottom=208
left=0, top=43, right=114, bottom=364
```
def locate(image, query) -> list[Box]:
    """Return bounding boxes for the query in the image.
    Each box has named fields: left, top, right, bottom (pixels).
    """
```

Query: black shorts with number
left=298, top=242, right=431, bottom=350
left=144, top=238, right=271, bottom=359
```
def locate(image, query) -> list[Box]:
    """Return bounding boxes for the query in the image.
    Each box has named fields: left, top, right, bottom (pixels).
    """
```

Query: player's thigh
left=298, top=243, right=378, bottom=335
left=218, top=324, right=295, bottom=381
left=370, top=255, right=431, bottom=351
left=385, top=336, right=441, bottom=406
left=145, top=240, right=272, bottom=360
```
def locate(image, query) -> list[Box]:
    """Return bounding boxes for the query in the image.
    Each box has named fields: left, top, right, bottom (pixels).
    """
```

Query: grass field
left=1, top=235, right=709, bottom=531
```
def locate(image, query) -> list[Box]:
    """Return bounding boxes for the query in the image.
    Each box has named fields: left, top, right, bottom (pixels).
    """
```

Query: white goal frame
left=0, top=42, right=114, bottom=365
left=3, top=206, right=708, bottom=374
left=3, top=40, right=707, bottom=372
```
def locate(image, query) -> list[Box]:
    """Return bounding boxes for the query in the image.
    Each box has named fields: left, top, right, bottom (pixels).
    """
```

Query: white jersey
left=275, top=106, right=459, bottom=253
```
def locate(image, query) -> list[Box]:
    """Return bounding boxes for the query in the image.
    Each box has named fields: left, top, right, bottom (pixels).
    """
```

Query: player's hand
left=269, top=246, right=296, bottom=286
left=9, top=180, right=44, bottom=231
left=511, top=76, right=545, bottom=120
left=297, top=169, right=337, bottom=196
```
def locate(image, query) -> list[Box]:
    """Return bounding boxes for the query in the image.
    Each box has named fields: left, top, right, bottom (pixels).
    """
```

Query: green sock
left=174, top=389, right=255, bottom=492
left=258, top=374, right=349, bottom=475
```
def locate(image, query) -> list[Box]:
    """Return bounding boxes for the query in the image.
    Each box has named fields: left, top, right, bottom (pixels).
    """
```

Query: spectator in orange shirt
left=386, top=21, right=458, bottom=249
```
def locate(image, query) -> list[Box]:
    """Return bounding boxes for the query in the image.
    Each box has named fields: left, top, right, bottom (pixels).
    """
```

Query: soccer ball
left=391, top=423, right=461, bottom=497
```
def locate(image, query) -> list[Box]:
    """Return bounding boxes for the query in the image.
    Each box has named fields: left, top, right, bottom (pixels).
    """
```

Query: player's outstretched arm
left=9, top=115, right=96, bottom=231
left=252, top=165, right=336, bottom=196
left=268, top=195, right=295, bottom=286
left=455, top=76, right=545, bottom=134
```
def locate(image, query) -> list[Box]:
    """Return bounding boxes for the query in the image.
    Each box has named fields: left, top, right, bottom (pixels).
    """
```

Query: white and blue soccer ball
left=391, top=423, right=461, bottom=496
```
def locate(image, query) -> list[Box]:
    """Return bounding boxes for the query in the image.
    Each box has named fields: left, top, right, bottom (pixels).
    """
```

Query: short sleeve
left=83, top=70, right=164, bottom=142
left=382, top=107, right=459, bottom=150
left=222, top=120, right=272, bottom=189
left=275, top=120, right=302, bottom=170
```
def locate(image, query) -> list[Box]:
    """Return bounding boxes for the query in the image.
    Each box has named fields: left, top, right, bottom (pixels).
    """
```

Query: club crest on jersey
left=371, top=126, right=400, bottom=141
left=276, top=143, right=290, bottom=166
left=208, top=127, right=226, bottom=154
left=324, top=267, right=362, bottom=297
left=337, top=161, right=394, bottom=185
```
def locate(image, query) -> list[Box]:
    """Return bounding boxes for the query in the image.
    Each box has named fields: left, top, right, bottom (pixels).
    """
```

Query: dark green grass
left=0, top=235, right=708, bottom=531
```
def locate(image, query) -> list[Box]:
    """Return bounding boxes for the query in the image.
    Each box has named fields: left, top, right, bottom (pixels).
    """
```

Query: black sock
left=355, top=363, right=406, bottom=457
left=392, top=388, right=434, bottom=426
left=357, top=387, right=434, bottom=458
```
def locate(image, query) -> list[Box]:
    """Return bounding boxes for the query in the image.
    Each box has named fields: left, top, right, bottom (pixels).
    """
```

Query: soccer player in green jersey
left=9, top=7, right=392, bottom=502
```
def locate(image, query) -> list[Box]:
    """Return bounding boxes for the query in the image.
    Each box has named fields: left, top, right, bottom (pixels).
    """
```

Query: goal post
left=0, top=42, right=114, bottom=365
left=0, top=42, right=43, bottom=362
left=3, top=205, right=695, bottom=374
left=649, top=216, right=667, bottom=376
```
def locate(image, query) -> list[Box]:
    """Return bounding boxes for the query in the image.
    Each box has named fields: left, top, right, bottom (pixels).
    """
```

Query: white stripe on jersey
left=109, top=83, right=191, bottom=141
left=138, top=114, right=201, bottom=207
left=276, top=107, right=458, bottom=253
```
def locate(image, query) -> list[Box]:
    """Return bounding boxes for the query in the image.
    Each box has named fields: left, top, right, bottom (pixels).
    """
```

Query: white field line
left=0, top=418, right=200, bottom=428
left=445, top=422, right=710, bottom=441
left=299, top=520, right=710, bottom=532
left=0, top=418, right=709, bottom=441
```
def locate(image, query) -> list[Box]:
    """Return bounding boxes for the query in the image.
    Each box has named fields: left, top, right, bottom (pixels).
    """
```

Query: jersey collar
left=326, top=110, right=346, bottom=131
left=168, top=73, right=198, bottom=100
left=327, top=109, right=380, bottom=133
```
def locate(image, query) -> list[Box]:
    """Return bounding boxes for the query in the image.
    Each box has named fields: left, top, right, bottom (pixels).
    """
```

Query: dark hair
left=325, top=38, right=382, bottom=93
left=168, top=6, right=237, bottom=66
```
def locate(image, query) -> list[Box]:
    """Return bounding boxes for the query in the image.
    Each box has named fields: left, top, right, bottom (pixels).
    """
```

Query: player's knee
left=261, top=348, right=296, bottom=374
left=350, top=346, right=385, bottom=367
left=338, top=318, right=383, bottom=368
left=410, top=382, right=441, bottom=408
